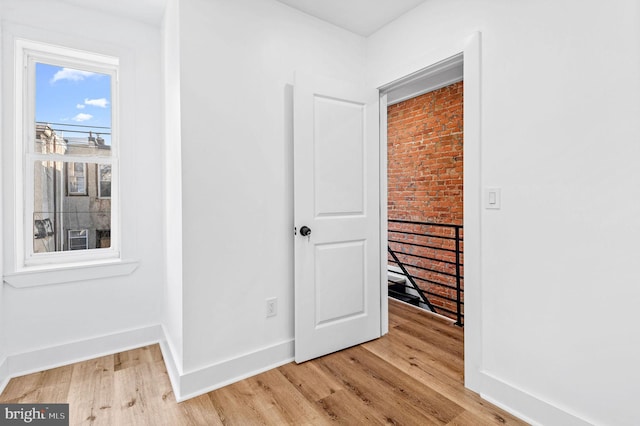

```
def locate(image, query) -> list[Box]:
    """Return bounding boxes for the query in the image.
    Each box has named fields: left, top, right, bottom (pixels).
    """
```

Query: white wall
left=162, top=0, right=184, bottom=377
left=1, top=0, right=164, bottom=373
left=177, top=0, right=366, bottom=379
left=0, top=7, right=7, bottom=387
left=367, top=1, right=640, bottom=425
left=4, top=1, right=636, bottom=423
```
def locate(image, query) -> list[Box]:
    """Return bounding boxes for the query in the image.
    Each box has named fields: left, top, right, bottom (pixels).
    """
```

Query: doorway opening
left=381, top=54, right=464, bottom=325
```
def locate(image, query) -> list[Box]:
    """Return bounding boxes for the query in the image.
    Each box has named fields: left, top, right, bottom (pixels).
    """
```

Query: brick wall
left=388, top=81, right=463, bottom=224
left=387, top=82, right=464, bottom=320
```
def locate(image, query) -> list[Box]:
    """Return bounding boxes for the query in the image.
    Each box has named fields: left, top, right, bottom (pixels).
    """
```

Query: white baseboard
left=479, top=371, right=595, bottom=426
left=0, top=329, right=599, bottom=426
left=176, top=339, right=294, bottom=402
left=158, top=332, right=182, bottom=401
left=0, top=356, right=9, bottom=396
left=2, top=325, right=163, bottom=389
left=0, top=326, right=295, bottom=405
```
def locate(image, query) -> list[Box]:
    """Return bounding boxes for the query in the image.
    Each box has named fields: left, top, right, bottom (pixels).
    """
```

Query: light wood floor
left=0, top=300, right=527, bottom=425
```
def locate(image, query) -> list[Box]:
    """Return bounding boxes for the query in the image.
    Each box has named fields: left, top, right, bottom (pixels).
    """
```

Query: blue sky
left=36, top=62, right=112, bottom=142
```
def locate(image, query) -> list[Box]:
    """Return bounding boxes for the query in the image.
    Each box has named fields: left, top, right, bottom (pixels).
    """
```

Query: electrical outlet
left=266, top=297, right=277, bottom=317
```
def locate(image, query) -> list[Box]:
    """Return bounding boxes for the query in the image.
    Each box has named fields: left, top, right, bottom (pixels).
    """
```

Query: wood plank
left=316, top=346, right=465, bottom=424
left=208, top=378, right=274, bottom=425
left=0, top=306, right=527, bottom=426
left=24, top=365, right=74, bottom=404
left=369, top=309, right=528, bottom=425
left=390, top=299, right=463, bottom=340
left=447, top=408, right=523, bottom=426
left=315, top=388, right=389, bottom=425
left=66, top=354, right=115, bottom=425
left=364, top=336, right=526, bottom=425
left=112, top=359, right=191, bottom=426
left=387, top=299, right=414, bottom=329
left=177, top=394, right=224, bottom=426
left=243, top=368, right=330, bottom=425
left=369, top=328, right=464, bottom=382
left=389, top=298, right=460, bottom=328
left=278, top=360, right=344, bottom=401
left=0, top=365, right=73, bottom=404
left=0, top=371, right=46, bottom=403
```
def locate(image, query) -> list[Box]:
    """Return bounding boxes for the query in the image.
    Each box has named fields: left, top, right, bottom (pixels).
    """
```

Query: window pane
left=34, top=161, right=111, bottom=253
left=35, top=63, right=112, bottom=156
left=67, top=162, right=87, bottom=195
left=98, top=164, right=111, bottom=198
left=68, top=229, right=88, bottom=250
left=97, top=230, right=111, bottom=248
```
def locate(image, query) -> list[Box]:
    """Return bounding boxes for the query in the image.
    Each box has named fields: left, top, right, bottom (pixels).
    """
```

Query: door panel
left=315, top=240, right=365, bottom=325
left=294, top=72, right=380, bottom=363
left=314, top=96, right=365, bottom=216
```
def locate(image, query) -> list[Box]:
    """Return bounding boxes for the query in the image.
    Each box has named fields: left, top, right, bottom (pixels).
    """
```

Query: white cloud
left=76, top=104, right=85, bottom=109
left=51, top=68, right=96, bottom=83
left=72, top=113, right=93, bottom=122
left=84, top=98, right=109, bottom=108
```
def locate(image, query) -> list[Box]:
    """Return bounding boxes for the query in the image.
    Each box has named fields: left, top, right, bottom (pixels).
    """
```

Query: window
left=67, top=162, right=87, bottom=195
left=15, top=39, right=119, bottom=268
left=68, top=229, right=89, bottom=250
left=98, top=164, right=111, bottom=198
left=34, top=218, right=54, bottom=239
left=96, top=230, right=111, bottom=248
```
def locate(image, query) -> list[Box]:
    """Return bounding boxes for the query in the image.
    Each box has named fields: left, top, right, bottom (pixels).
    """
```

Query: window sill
left=3, top=259, right=139, bottom=288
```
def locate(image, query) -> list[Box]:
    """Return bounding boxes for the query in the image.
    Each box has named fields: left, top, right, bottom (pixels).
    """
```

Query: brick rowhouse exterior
left=387, top=81, right=464, bottom=320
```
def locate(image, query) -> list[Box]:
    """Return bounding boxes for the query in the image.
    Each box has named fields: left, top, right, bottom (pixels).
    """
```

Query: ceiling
left=274, top=0, right=428, bottom=36
left=59, top=0, right=167, bottom=26
left=58, top=0, right=428, bottom=34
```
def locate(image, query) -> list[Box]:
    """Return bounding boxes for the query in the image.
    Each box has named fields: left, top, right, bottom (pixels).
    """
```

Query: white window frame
left=15, top=39, right=120, bottom=270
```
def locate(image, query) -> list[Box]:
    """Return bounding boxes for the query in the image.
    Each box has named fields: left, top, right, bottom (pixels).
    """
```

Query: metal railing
left=388, top=219, right=464, bottom=326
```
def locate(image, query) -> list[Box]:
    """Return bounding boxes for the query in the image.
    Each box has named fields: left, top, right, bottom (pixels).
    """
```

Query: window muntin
left=17, top=39, right=119, bottom=268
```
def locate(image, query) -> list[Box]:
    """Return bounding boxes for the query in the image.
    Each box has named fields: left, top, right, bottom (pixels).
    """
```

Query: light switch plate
left=266, top=297, right=277, bottom=317
left=485, top=187, right=501, bottom=209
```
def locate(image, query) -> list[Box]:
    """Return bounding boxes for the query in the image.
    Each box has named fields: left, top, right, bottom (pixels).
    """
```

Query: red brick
left=388, top=82, right=464, bottom=319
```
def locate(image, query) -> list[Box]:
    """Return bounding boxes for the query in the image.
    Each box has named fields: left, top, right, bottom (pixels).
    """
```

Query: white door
left=294, top=72, right=381, bottom=363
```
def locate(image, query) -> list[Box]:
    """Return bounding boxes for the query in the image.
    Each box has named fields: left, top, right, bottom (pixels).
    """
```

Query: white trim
left=461, top=32, right=483, bottom=393
left=377, top=32, right=483, bottom=393
left=177, top=339, right=294, bottom=402
left=479, top=371, right=594, bottom=426
left=381, top=53, right=463, bottom=106
left=379, top=92, right=389, bottom=336
left=28, top=154, right=115, bottom=164
left=17, top=39, right=118, bottom=70
left=0, top=328, right=296, bottom=404
left=388, top=75, right=462, bottom=106
left=0, top=18, right=5, bottom=395
left=0, top=324, right=594, bottom=426
left=14, top=38, right=121, bottom=271
left=158, top=335, right=182, bottom=403
left=0, top=357, right=9, bottom=397
left=3, top=258, right=139, bottom=287
left=0, top=325, right=162, bottom=396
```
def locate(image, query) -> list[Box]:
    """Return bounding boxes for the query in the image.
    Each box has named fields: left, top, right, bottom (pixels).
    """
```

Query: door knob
left=299, top=226, right=312, bottom=237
